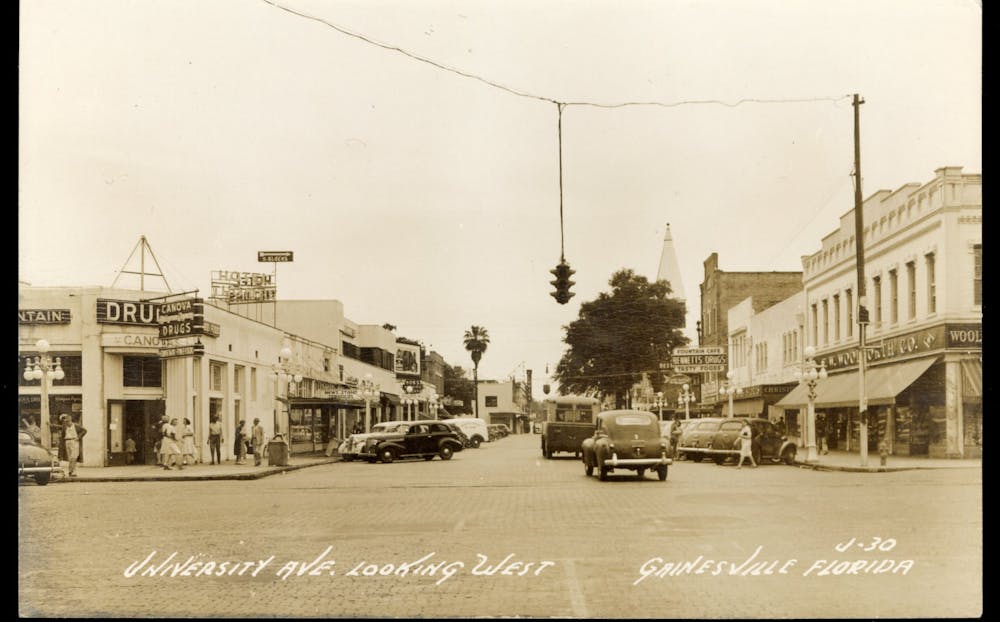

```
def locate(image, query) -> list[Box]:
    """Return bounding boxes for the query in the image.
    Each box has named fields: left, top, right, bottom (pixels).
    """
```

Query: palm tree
left=463, top=326, right=490, bottom=419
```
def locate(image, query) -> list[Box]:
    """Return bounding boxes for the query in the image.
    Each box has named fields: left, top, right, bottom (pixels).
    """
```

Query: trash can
left=268, top=437, right=289, bottom=467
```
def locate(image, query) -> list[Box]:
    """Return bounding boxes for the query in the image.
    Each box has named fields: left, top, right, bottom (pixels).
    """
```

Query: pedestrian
left=251, top=418, right=265, bottom=466
left=878, top=438, right=890, bottom=467
left=817, top=414, right=829, bottom=455
left=125, top=436, right=137, bottom=465
left=22, top=417, right=41, bottom=443
left=156, top=415, right=169, bottom=466
left=353, top=421, right=364, bottom=435
left=58, top=413, right=87, bottom=477
left=234, top=420, right=247, bottom=464
left=181, top=418, right=196, bottom=465
left=161, top=417, right=183, bottom=470
left=736, top=420, right=757, bottom=469
left=669, top=419, right=683, bottom=460
left=207, top=415, right=223, bottom=465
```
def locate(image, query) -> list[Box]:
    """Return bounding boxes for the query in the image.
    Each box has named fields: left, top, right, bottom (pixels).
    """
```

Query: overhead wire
left=259, top=0, right=851, bottom=111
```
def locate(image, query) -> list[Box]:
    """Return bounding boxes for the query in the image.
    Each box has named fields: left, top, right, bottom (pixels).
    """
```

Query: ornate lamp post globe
left=23, top=338, right=65, bottom=450
left=795, top=344, right=828, bottom=463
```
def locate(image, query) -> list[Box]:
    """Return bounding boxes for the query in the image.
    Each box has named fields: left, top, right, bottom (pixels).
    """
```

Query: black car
left=444, top=422, right=473, bottom=448
left=19, top=430, right=61, bottom=485
left=358, top=421, right=465, bottom=463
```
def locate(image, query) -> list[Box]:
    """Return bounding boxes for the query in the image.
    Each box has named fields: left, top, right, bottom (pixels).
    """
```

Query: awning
left=775, top=357, right=937, bottom=409
left=728, top=398, right=765, bottom=417
left=961, top=359, right=982, bottom=397
left=381, top=392, right=400, bottom=405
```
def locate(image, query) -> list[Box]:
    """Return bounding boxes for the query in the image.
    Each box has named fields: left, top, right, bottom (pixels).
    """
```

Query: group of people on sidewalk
left=155, top=415, right=266, bottom=468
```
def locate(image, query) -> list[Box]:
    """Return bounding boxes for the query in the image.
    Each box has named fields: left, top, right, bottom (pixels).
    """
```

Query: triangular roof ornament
left=111, top=235, right=172, bottom=292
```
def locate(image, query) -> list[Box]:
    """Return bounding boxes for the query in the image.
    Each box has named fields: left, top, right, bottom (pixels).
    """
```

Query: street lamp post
left=719, top=370, right=742, bottom=418
left=654, top=392, right=664, bottom=421
left=678, top=383, right=695, bottom=420
left=272, top=346, right=303, bottom=437
left=358, top=374, right=380, bottom=432
left=793, top=345, right=828, bottom=464
left=23, top=339, right=65, bottom=451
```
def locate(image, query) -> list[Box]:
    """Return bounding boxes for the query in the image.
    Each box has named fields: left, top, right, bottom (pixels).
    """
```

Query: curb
left=58, top=458, right=340, bottom=483
left=793, top=461, right=980, bottom=473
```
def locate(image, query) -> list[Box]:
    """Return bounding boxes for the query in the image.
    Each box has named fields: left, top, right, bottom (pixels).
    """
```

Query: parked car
left=18, top=430, right=61, bottom=486
left=358, top=421, right=465, bottom=463
left=488, top=424, right=511, bottom=440
left=676, top=417, right=723, bottom=462
left=445, top=418, right=490, bottom=448
left=706, top=418, right=797, bottom=465
left=581, top=410, right=673, bottom=481
left=337, top=422, right=408, bottom=461
left=444, top=422, right=473, bottom=448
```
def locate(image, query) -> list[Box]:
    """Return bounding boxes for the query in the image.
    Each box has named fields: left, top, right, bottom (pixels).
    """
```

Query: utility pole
left=852, top=93, right=869, bottom=468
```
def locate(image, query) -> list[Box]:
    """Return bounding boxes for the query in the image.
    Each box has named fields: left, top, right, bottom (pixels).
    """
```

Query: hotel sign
left=19, top=309, right=72, bottom=324
left=258, top=251, right=294, bottom=262
left=210, top=270, right=277, bottom=305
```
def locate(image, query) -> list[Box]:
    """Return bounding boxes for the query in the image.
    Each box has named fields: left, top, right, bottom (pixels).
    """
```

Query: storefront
left=776, top=323, right=982, bottom=457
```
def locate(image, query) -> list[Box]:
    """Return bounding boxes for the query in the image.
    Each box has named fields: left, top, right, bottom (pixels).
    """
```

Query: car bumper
left=19, top=465, right=61, bottom=476
left=606, top=454, right=673, bottom=467
left=679, top=447, right=739, bottom=455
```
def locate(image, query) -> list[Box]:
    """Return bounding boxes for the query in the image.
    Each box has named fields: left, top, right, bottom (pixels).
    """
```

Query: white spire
left=655, top=223, right=685, bottom=302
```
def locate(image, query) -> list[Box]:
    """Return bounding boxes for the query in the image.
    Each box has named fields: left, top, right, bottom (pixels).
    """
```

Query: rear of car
left=18, top=431, right=61, bottom=486
left=677, top=418, right=723, bottom=462
left=446, top=418, right=489, bottom=448
left=581, top=410, right=672, bottom=481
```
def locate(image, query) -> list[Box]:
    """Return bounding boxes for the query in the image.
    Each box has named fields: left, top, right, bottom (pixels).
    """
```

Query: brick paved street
left=19, top=433, right=981, bottom=618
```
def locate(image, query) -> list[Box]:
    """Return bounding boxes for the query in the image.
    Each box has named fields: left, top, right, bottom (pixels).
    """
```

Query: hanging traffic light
left=550, top=260, right=576, bottom=304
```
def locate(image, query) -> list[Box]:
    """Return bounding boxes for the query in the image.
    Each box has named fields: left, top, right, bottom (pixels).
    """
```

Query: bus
left=540, top=395, right=600, bottom=458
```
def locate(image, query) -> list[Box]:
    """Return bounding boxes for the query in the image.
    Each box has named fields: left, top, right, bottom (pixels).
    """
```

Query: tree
left=443, top=365, right=475, bottom=415
left=554, top=269, right=688, bottom=408
left=462, top=325, right=490, bottom=418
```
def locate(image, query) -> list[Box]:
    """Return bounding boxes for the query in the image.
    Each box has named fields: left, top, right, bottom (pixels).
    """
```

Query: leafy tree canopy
left=444, top=364, right=474, bottom=414
left=553, top=269, right=689, bottom=408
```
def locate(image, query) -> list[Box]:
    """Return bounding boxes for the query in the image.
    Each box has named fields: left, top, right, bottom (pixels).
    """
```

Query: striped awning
left=961, top=359, right=982, bottom=397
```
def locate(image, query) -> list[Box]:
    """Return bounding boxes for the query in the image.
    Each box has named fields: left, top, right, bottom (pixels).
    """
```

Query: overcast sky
left=19, top=0, right=981, bottom=394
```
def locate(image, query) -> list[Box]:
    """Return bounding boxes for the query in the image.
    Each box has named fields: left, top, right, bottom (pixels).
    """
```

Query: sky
left=19, top=0, right=981, bottom=396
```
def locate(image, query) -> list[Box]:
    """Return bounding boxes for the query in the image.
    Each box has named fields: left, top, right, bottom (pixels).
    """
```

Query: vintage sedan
left=337, top=421, right=408, bottom=461
left=676, top=417, right=723, bottom=462
left=18, top=430, right=61, bottom=486
left=707, top=418, right=797, bottom=465
left=581, top=410, right=673, bottom=481
left=358, top=421, right=465, bottom=463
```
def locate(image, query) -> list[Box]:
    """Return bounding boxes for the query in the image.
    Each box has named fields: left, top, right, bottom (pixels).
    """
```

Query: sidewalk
left=56, top=454, right=340, bottom=483
left=794, top=449, right=982, bottom=473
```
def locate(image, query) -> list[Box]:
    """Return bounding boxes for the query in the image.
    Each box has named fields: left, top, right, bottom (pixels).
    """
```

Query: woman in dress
left=181, top=417, right=196, bottom=465
left=736, top=421, right=757, bottom=469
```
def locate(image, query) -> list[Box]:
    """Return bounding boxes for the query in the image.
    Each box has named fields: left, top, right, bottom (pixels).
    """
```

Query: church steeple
left=656, top=223, right=686, bottom=303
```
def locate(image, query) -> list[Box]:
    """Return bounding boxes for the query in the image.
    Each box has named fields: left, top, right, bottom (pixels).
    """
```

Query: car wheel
left=543, top=443, right=553, bottom=459
left=713, top=455, right=726, bottom=465
left=636, top=468, right=646, bottom=479
left=691, top=453, right=704, bottom=463
left=657, top=466, right=668, bottom=481
left=34, top=473, right=51, bottom=486
left=585, top=462, right=594, bottom=477
left=781, top=446, right=797, bottom=465
left=439, top=446, right=454, bottom=461
left=343, top=455, right=354, bottom=462
left=752, top=446, right=762, bottom=465
left=598, top=465, right=610, bottom=481
left=380, top=448, right=396, bottom=463
left=423, top=455, right=434, bottom=461
left=470, top=437, right=481, bottom=449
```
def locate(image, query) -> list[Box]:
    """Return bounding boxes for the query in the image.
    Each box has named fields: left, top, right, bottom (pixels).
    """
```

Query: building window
left=889, top=269, right=898, bottom=324
left=250, top=367, right=257, bottom=401
left=821, top=299, right=829, bottom=346
left=833, top=294, right=841, bottom=341
left=811, top=304, right=818, bottom=346
left=873, top=276, right=882, bottom=327
left=338, top=365, right=344, bottom=382
left=210, top=361, right=225, bottom=392
left=123, top=356, right=162, bottom=388
left=906, top=262, right=917, bottom=320
left=973, top=244, right=982, bottom=305
left=926, top=253, right=936, bottom=314
left=323, top=357, right=331, bottom=373
left=19, top=353, right=83, bottom=386
left=485, top=396, right=498, bottom=408
left=234, top=365, right=244, bottom=395
left=845, top=289, right=853, bottom=338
